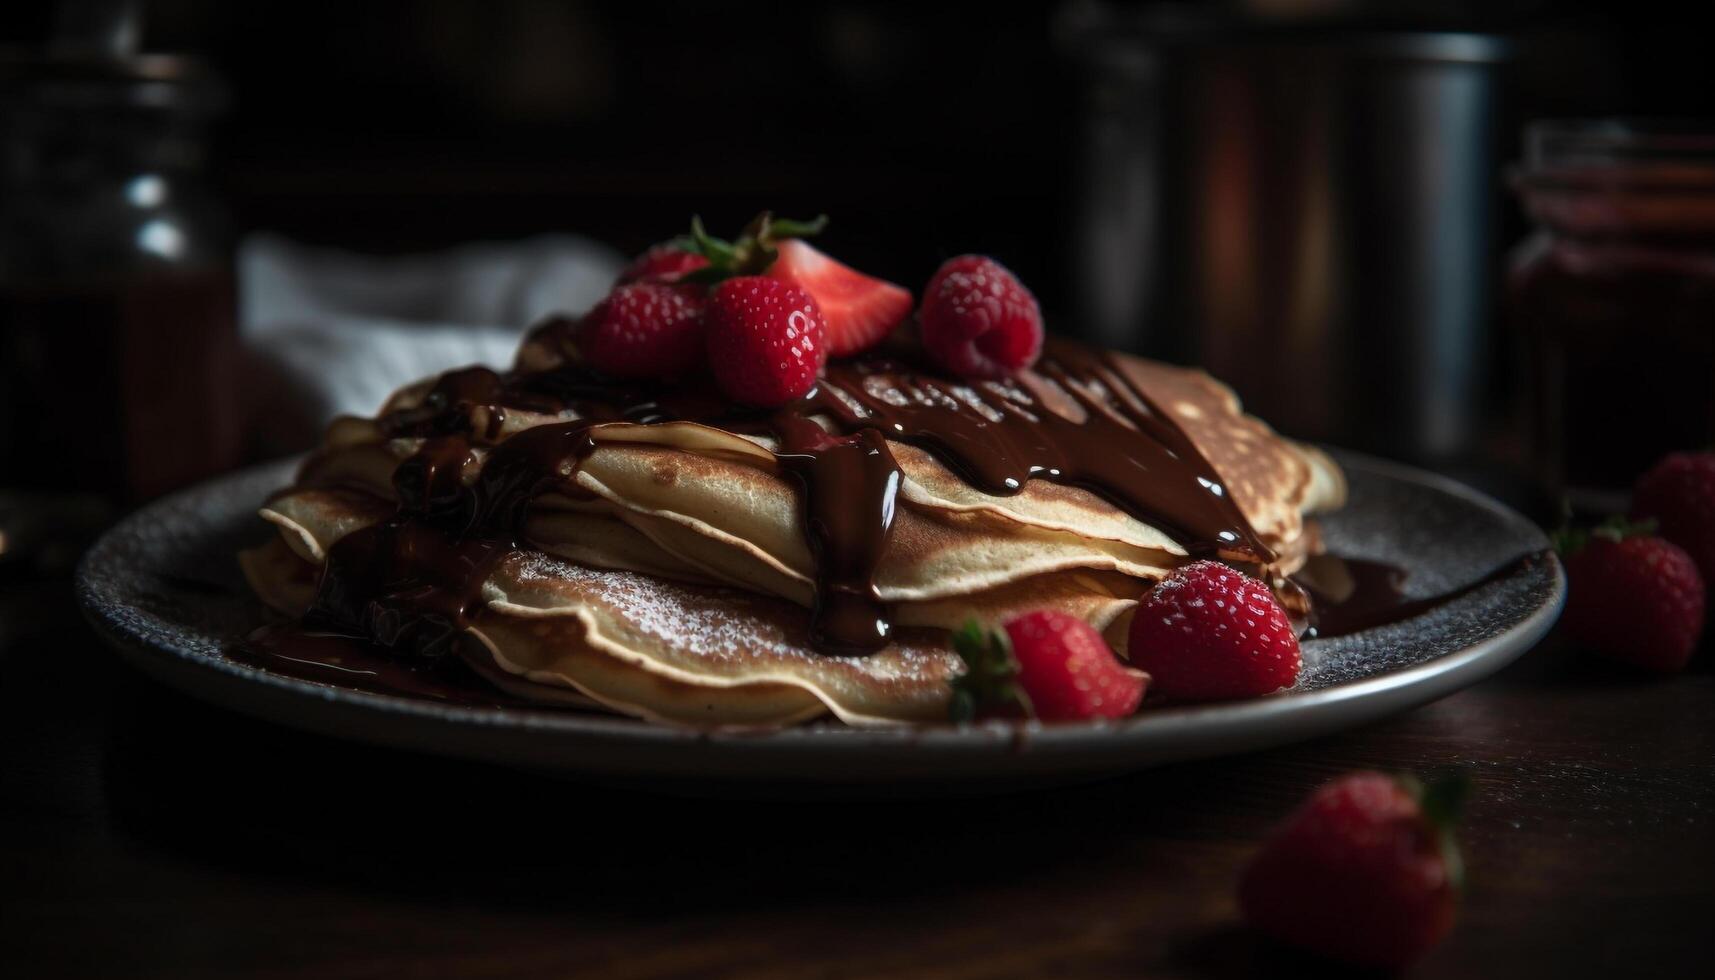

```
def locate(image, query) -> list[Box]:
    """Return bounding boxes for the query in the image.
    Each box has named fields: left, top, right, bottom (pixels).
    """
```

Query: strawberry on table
left=766, top=239, right=913, bottom=358
left=1127, top=560, right=1301, bottom=701
left=1558, top=518, right=1705, bottom=673
left=949, top=611, right=1146, bottom=723
left=575, top=282, right=707, bottom=380
left=1631, top=450, right=1715, bottom=586
left=704, top=277, right=827, bottom=407
left=918, top=254, right=1044, bottom=379
left=1240, top=771, right=1468, bottom=970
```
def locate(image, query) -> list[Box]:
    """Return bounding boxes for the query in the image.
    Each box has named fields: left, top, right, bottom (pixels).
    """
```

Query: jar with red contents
left=1509, top=120, right=1715, bottom=509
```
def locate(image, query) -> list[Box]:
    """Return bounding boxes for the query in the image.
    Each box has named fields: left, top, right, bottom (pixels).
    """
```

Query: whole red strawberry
left=704, top=276, right=827, bottom=407
left=1240, top=771, right=1466, bottom=969
left=575, top=282, right=707, bottom=380
left=918, top=255, right=1044, bottom=379
left=949, top=611, right=1146, bottom=723
left=1127, top=560, right=1301, bottom=701
left=767, top=239, right=912, bottom=358
left=617, top=242, right=710, bottom=285
left=1560, top=523, right=1704, bottom=673
left=1632, top=451, right=1715, bottom=586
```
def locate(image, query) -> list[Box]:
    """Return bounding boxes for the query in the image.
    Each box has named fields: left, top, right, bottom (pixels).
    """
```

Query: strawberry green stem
left=677, top=211, right=830, bottom=286
left=948, top=619, right=1033, bottom=722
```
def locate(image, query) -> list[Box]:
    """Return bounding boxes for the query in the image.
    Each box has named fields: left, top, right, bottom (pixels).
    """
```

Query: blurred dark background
left=3, top=0, right=1713, bottom=525
left=8, top=0, right=1712, bottom=298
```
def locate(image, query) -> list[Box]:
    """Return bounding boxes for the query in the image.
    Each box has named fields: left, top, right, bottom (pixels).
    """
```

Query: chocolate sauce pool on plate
left=1298, top=551, right=1553, bottom=639
left=231, top=624, right=534, bottom=707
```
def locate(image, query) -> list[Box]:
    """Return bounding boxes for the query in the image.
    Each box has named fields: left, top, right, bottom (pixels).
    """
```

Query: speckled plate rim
left=76, top=451, right=1565, bottom=783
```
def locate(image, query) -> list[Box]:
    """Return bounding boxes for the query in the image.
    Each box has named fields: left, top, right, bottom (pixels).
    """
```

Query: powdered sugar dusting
left=501, top=551, right=959, bottom=692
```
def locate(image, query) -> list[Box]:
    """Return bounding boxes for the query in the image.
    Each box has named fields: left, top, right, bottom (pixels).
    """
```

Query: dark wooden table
left=3, top=575, right=1711, bottom=979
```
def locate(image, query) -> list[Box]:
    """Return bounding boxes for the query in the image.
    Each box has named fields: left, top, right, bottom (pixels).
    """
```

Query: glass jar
left=1509, top=120, right=1715, bottom=509
left=0, top=51, right=239, bottom=500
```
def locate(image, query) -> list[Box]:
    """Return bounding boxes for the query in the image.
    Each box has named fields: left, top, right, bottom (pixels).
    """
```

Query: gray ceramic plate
left=77, top=453, right=1563, bottom=785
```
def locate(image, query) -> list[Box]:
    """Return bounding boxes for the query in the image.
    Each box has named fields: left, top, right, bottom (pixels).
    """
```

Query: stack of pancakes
left=242, top=336, right=1345, bottom=728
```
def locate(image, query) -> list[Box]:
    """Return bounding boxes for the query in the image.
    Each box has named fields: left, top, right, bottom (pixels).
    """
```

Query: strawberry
left=1631, top=451, right=1715, bottom=586
left=1240, top=771, right=1467, bottom=970
left=704, top=276, right=827, bottom=407
left=766, top=239, right=912, bottom=357
left=1558, top=519, right=1705, bottom=672
left=663, top=212, right=908, bottom=357
left=617, top=243, right=710, bottom=285
left=575, top=282, right=706, bottom=380
left=1127, top=560, right=1301, bottom=701
left=918, top=255, right=1044, bottom=379
left=948, top=612, right=1146, bottom=723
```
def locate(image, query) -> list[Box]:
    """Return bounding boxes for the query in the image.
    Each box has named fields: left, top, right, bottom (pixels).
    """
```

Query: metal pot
left=1066, top=6, right=1509, bottom=463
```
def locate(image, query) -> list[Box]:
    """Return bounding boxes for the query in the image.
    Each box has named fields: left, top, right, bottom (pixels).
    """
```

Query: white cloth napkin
left=239, top=232, right=623, bottom=454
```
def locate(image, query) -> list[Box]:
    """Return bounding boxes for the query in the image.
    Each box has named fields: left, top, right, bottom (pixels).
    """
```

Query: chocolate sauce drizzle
left=292, top=335, right=1272, bottom=660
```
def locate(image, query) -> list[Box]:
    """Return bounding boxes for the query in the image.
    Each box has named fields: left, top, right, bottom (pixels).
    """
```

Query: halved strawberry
left=766, top=239, right=912, bottom=358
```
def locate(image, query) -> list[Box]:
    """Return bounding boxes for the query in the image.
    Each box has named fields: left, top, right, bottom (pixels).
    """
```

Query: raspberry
left=575, top=282, right=707, bottom=380
left=918, top=255, right=1044, bottom=378
left=704, top=276, right=827, bottom=407
left=1127, top=560, right=1301, bottom=701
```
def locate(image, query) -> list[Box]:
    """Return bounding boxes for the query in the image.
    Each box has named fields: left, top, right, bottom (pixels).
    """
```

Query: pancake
left=239, top=536, right=319, bottom=614
left=308, top=353, right=1345, bottom=567
left=283, top=411, right=1330, bottom=607
left=242, top=331, right=1346, bottom=729
left=254, top=486, right=1146, bottom=640
left=241, top=520, right=1138, bottom=726
left=471, top=615, right=831, bottom=730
